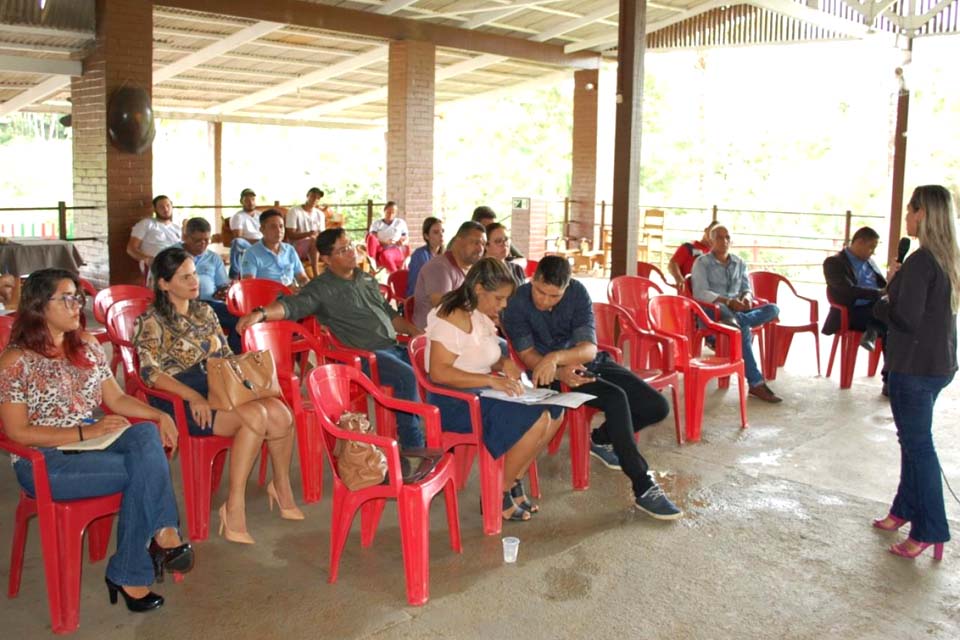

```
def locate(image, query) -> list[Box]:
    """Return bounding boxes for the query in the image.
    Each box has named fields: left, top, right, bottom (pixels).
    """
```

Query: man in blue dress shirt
left=502, top=256, right=682, bottom=520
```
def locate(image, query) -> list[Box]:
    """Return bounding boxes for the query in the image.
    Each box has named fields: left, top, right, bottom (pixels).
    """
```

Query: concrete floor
left=1, top=307, right=959, bottom=638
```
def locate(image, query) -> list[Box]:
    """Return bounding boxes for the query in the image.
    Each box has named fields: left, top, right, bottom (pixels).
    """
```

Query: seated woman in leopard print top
left=134, top=247, right=301, bottom=545
left=0, top=268, right=193, bottom=613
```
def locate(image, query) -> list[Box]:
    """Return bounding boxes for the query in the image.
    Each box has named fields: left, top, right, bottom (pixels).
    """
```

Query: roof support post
left=887, top=67, right=910, bottom=267
left=571, top=69, right=600, bottom=249
left=386, top=40, right=435, bottom=248
left=610, top=0, right=647, bottom=277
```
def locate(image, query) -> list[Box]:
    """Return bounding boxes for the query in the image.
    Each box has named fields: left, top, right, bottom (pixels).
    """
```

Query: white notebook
left=57, top=425, right=130, bottom=452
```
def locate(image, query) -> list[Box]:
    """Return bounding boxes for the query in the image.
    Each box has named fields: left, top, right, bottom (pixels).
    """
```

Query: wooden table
left=0, top=239, right=84, bottom=308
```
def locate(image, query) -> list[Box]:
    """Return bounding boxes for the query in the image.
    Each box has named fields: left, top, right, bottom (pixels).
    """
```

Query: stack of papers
left=479, top=387, right=594, bottom=408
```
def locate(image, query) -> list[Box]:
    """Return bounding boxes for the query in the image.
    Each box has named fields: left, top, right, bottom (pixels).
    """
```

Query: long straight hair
left=910, top=185, right=960, bottom=312
left=438, top=257, right=516, bottom=317
left=151, top=246, right=194, bottom=323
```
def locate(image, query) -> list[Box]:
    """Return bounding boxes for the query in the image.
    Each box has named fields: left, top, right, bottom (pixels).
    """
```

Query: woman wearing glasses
left=134, top=247, right=300, bottom=545
left=873, top=185, right=959, bottom=561
left=484, top=223, right=525, bottom=287
left=0, top=268, right=192, bottom=613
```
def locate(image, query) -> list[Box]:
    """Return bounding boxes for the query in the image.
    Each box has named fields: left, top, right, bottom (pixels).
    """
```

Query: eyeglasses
left=331, top=242, right=356, bottom=257
left=49, top=294, right=86, bottom=309
left=490, top=237, right=511, bottom=245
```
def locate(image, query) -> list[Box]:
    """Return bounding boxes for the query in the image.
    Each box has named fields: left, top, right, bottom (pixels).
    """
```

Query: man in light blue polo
left=239, top=209, right=309, bottom=289
left=691, top=224, right=782, bottom=403
left=180, top=216, right=241, bottom=353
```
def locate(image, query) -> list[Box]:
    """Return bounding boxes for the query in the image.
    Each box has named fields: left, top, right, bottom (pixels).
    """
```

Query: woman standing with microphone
left=873, top=185, right=960, bottom=560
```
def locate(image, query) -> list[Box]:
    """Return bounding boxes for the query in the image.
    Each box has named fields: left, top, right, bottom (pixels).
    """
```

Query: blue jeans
left=229, top=238, right=252, bottom=279
left=888, top=371, right=953, bottom=543
left=13, top=422, right=181, bottom=586
left=717, top=302, right=779, bottom=387
left=361, top=345, right=424, bottom=448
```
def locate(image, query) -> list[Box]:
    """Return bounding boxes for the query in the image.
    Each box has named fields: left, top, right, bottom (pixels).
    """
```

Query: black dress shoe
left=860, top=328, right=878, bottom=352
left=105, top=577, right=164, bottom=612
left=149, top=541, right=194, bottom=582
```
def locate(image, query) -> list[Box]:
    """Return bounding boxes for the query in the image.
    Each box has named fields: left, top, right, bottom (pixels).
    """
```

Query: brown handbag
left=206, top=351, right=282, bottom=411
left=333, top=412, right=387, bottom=490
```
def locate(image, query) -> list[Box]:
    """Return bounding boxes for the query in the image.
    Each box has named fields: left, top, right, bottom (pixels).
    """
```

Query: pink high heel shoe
left=267, top=482, right=305, bottom=521
left=889, top=538, right=944, bottom=561
left=872, top=514, right=907, bottom=531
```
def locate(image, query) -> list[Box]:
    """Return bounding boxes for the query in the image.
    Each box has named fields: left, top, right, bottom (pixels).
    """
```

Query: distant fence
left=544, top=199, right=887, bottom=285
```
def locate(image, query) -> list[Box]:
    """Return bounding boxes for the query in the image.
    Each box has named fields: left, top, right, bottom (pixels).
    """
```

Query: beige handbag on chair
left=206, top=351, right=282, bottom=411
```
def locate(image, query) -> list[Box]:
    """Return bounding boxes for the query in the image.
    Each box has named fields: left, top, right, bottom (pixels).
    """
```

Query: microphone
left=897, top=237, right=911, bottom=264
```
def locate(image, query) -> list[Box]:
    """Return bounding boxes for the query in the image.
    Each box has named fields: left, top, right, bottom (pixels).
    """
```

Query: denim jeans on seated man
left=229, top=237, right=252, bottom=279
left=360, top=344, right=424, bottom=448
left=715, top=301, right=780, bottom=387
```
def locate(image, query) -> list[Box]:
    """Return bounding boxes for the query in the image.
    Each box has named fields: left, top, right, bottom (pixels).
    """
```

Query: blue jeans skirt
left=146, top=363, right=217, bottom=437
left=427, top=390, right=561, bottom=459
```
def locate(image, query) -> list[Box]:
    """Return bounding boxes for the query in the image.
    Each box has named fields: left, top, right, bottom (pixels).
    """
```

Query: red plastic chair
left=387, top=269, right=409, bottom=308
left=225, top=278, right=291, bottom=317
left=524, top=259, right=539, bottom=279
left=608, top=275, right=663, bottom=332
left=637, top=261, right=680, bottom=293
left=92, top=285, right=154, bottom=377
left=749, top=272, right=821, bottom=379
left=407, top=335, right=539, bottom=536
left=306, top=364, right=462, bottom=606
left=593, top=302, right=684, bottom=444
left=106, top=298, right=232, bottom=541
left=1, top=421, right=120, bottom=634
left=825, top=289, right=882, bottom=389
left=242, top=321, right=362, bottom=504
left=648, top=295, right=748, bottom=443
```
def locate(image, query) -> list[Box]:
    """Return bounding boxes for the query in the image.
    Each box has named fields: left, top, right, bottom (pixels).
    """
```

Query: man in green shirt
left=236, top=228, right=425, bottom=448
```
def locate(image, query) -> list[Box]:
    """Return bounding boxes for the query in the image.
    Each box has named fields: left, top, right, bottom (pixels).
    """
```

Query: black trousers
left=578, top=356, right=670, bottom=497
left=849, top=304, right=888, bottom=380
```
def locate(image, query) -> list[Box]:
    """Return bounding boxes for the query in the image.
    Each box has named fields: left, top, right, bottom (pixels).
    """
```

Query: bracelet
left=78, top=425, right=85, bottom=441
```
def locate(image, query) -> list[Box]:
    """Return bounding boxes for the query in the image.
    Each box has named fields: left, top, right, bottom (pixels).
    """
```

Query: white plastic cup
left=502, top=536, right=520, bottom=563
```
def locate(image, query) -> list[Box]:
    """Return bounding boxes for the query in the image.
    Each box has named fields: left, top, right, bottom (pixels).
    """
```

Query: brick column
left=570, top=69, right=599, bottom=248
left=71, top=0, right=152, bottom=287
left=387, top=40, right=435, bottom=251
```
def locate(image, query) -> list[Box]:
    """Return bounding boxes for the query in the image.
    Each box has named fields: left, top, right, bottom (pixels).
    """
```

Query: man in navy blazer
left=822, top=226, right=887, bottom=351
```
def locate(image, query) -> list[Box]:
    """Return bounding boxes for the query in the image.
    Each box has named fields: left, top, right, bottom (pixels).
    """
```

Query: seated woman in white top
left=425, top=257, right=563, bottom=521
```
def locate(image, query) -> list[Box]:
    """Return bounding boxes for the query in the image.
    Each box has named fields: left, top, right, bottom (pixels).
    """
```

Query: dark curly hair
left=10, top=268, right=93, bottom=368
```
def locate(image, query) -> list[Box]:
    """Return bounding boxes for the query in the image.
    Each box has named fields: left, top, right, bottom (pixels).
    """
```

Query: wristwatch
left=253, top=306, right=267, bottom=322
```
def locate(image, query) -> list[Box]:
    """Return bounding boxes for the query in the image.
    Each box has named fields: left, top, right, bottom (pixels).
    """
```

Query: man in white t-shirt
left=126, top=194, right=182, bottom=279
left=366, top=200, right=408, bottom=273
left=228, top=187, right=262, bottom=279
left=285, top=187, right=325, bottom=276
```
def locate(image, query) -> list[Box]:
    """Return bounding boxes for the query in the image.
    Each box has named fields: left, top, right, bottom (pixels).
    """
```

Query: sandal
left=502, top=491, right=531, bottom=522
left=510, top=479, right=539, bottom=514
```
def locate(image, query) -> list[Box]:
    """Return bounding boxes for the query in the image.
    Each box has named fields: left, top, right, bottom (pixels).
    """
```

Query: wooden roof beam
left=0, top=75, right=70, bottom=116
left=0, top=54, right=81, bottom=76
left=160, top=0, right=600, bottom=69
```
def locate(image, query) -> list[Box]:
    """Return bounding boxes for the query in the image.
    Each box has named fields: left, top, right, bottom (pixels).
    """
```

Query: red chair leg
left=86, top=515, right=115, bottom=562
left=737, top=369, right=749, bottom=429
left=478, top=449, right=504, bottom=536
left=8, top=495, right=35, bottom=598
left=442, top=477, right=463, bottom=553
left=867, top=338, right=882, bottom=376
left=360, top=499, right=387, bottom=548
left=813, top=331, right=822, bottom=377
left=568, top=408, right=590, bottom=491
left=299, top=411, right=324, bottom=504
left=826, top=334, right=840, bottom=379
left=527, top=460, right=541, bottom=499
left=840, top=332, right=859, bottom=389
left=453, top=446, right=476, bottom=491
left=398, top=489, right=431, bottom=606
left=670, top=384, right=683, bottom=445
left=327, top=488, right=362, bottom=584
left=684, top=373, right=705, bottom=443
left=53, top=505, right=87, bottom=634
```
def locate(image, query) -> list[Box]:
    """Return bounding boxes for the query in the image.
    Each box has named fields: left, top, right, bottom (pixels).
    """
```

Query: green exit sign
left=512, top=197, right=530, bottom=210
